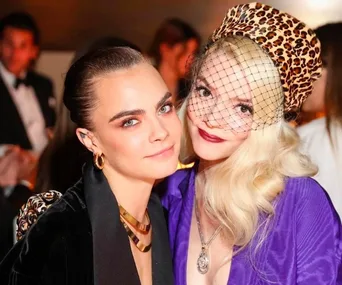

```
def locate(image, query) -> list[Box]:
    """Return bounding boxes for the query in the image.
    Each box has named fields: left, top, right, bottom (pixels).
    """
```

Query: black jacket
left=0, top=162, right=174, bottom=285
left=0, top=70, right=56, bottom=150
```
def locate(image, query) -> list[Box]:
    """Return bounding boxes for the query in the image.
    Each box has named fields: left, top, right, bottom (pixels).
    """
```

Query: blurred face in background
left=161, top=38, right=199, bottom=78
left=302, top=67, right=327, bottom=113
left=177, top=38, right=199, bottom=77
left=0, top=26, right=38, bottom=76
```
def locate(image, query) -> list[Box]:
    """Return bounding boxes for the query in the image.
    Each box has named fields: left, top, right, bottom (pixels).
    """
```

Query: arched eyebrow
left=108, top=92, right=172, bottom=123
left=197, top=75, right=213, bottom=89
left=156, top=92, right=172, bottom=110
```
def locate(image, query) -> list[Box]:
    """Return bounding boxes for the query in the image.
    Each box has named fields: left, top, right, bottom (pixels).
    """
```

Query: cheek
left=187, top=104, right=202, bottom=126
left=170, top=114, right=182, bottom=137
left=100, top=128, right=146, bottom=159
left=19, top=48, right=35, bottom=61
left=1, top=45, right=12, bottom=58
left=303, top=77, right=326, bottom=112
left=219, top=133, right=249, bottom=157
left=177, top=56, right=188, bottom=72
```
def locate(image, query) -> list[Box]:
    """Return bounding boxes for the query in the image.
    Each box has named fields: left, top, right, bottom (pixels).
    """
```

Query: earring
left=93, top=153, right=105, bottom=170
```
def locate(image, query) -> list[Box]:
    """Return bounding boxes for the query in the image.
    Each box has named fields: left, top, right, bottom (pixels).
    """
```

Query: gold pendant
left=197, top=246, right=210, bottom=274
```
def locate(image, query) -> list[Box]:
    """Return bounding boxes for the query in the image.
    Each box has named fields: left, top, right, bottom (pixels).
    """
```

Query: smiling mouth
left=146, top=145, right=174, bottom=158
left=198, top=128, right=226, bottom=143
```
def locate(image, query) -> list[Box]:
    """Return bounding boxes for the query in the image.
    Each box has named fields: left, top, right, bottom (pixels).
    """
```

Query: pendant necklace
left=194, top=199, right=223, bottom=274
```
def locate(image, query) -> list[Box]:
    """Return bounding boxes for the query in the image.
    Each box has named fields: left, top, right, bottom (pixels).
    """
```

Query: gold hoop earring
left=93, top=153, right=105, bottom=170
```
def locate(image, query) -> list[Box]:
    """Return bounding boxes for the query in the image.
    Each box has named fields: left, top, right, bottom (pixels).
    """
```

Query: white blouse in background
left=298, top=117, right=342, bottom=219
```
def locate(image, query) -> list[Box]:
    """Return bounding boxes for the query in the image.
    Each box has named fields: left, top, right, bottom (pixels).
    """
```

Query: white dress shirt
left=0, top=62, right=48, bottom=154
left=298, top=117, right=342, bottom=218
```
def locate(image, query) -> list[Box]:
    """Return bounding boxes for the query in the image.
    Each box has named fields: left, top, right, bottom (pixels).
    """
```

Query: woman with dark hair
left=34, top=37, right=142, bottom=194
left=0, top=47, right=180, bottom=284
left=298, top=22, right=342, bottom=217
left=148, top=18, right=201, bottom=104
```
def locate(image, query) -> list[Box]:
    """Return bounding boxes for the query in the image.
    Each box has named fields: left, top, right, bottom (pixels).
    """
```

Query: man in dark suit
left=0, top=12, right=56, bottom=260
left=0, top=12, right=56, bottom=151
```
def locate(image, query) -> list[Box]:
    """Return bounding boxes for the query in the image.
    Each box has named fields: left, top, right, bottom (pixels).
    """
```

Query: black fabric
left=0, top=191, right=16, bottom=262
left=0, top=69, right=56, bottom=260
left=0, top=70, right=56, bottom=150
left=13, top=77, right=29, bottom=89
left=0, top=185, right=33, bottom=262
left=83, top=162, right=141, bottom=285
left=0, top=161, right=174, bottom=285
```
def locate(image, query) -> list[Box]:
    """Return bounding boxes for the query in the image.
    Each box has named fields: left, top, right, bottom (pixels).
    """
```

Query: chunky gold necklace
left=119, top=205, right=151, bottom=234
left=120, top=217, right=152, bottom=252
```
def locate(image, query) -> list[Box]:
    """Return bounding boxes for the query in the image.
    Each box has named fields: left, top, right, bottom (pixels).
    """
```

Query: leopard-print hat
left=206, top=2, right=322, bottom=118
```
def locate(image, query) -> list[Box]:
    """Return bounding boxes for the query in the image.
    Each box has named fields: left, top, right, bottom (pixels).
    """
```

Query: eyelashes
left=122, top=118, right=139, bottom=128
left=194, top=84, right=254, bottom=115
left=159, top=102, right=174, bottom=114
left=120, top=101, right=174, bottom=128
left=195, top=85, right=212, bottom=97
left=235, top=103, right=254, bottom=115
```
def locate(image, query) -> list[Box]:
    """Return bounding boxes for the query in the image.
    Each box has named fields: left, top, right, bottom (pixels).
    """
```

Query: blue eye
left=159, top=103, right=173, bottom=114
left=122, top=119, right=139, bottom=127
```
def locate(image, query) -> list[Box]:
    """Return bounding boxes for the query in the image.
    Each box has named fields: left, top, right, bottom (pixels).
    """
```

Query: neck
left=103, top=166, right=153, bottom=222
left=198, top=158, right=225, bottom=173
left=196, top=158, right=225, bottom=199
left=158, top=61, right=178, bottom=98
left=196, top=159, right=225, bottom=232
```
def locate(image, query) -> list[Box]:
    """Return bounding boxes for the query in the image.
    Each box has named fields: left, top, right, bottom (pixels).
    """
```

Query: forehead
left=2, top=27, right=34, bottom=43
left=199, top=48, right=250, bottom=95
left=94, top=63, right=168, bottom=114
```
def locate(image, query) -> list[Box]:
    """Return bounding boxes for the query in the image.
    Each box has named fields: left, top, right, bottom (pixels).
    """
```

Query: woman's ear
left=76, top=128, right=101, bottom=154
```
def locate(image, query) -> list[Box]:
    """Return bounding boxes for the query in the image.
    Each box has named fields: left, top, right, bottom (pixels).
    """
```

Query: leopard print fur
left=206, top=2, right=322, bottom=118
left=16, top=190, right=62, bottom=241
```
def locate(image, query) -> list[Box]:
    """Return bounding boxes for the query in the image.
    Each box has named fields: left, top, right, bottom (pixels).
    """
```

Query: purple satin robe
left=161, top=166, right=342, bottom=284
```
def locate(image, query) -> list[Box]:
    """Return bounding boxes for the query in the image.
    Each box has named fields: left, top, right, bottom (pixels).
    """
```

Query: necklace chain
left=194, top=199, right=223, bottom=274
left=195, top=200, right=223, bottom=248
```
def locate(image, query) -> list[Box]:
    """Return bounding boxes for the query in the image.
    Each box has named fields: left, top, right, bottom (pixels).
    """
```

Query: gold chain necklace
left=195, top=200, right=223, bottom=274
left=119, top=205, right=151, bottom=234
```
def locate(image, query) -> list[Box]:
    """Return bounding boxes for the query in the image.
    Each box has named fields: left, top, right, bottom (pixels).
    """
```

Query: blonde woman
left=159, top=3, right=342, bottom=284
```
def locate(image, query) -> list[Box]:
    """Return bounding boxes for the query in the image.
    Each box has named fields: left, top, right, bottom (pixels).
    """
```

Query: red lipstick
left=198, top=128, right=225, bottom=143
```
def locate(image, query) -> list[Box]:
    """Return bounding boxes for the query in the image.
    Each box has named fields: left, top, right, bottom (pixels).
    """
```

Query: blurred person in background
left=0, top=12, right=55, bottom=260
left=0, top=12, right=56, bottom=158
left=298, top=22, right=342, bottom=218
left=148, top=18, right=201, bottom=106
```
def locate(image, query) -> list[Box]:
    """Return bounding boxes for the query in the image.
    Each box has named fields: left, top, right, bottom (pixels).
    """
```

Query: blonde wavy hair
left=178, top=36, right=317, bottom=250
